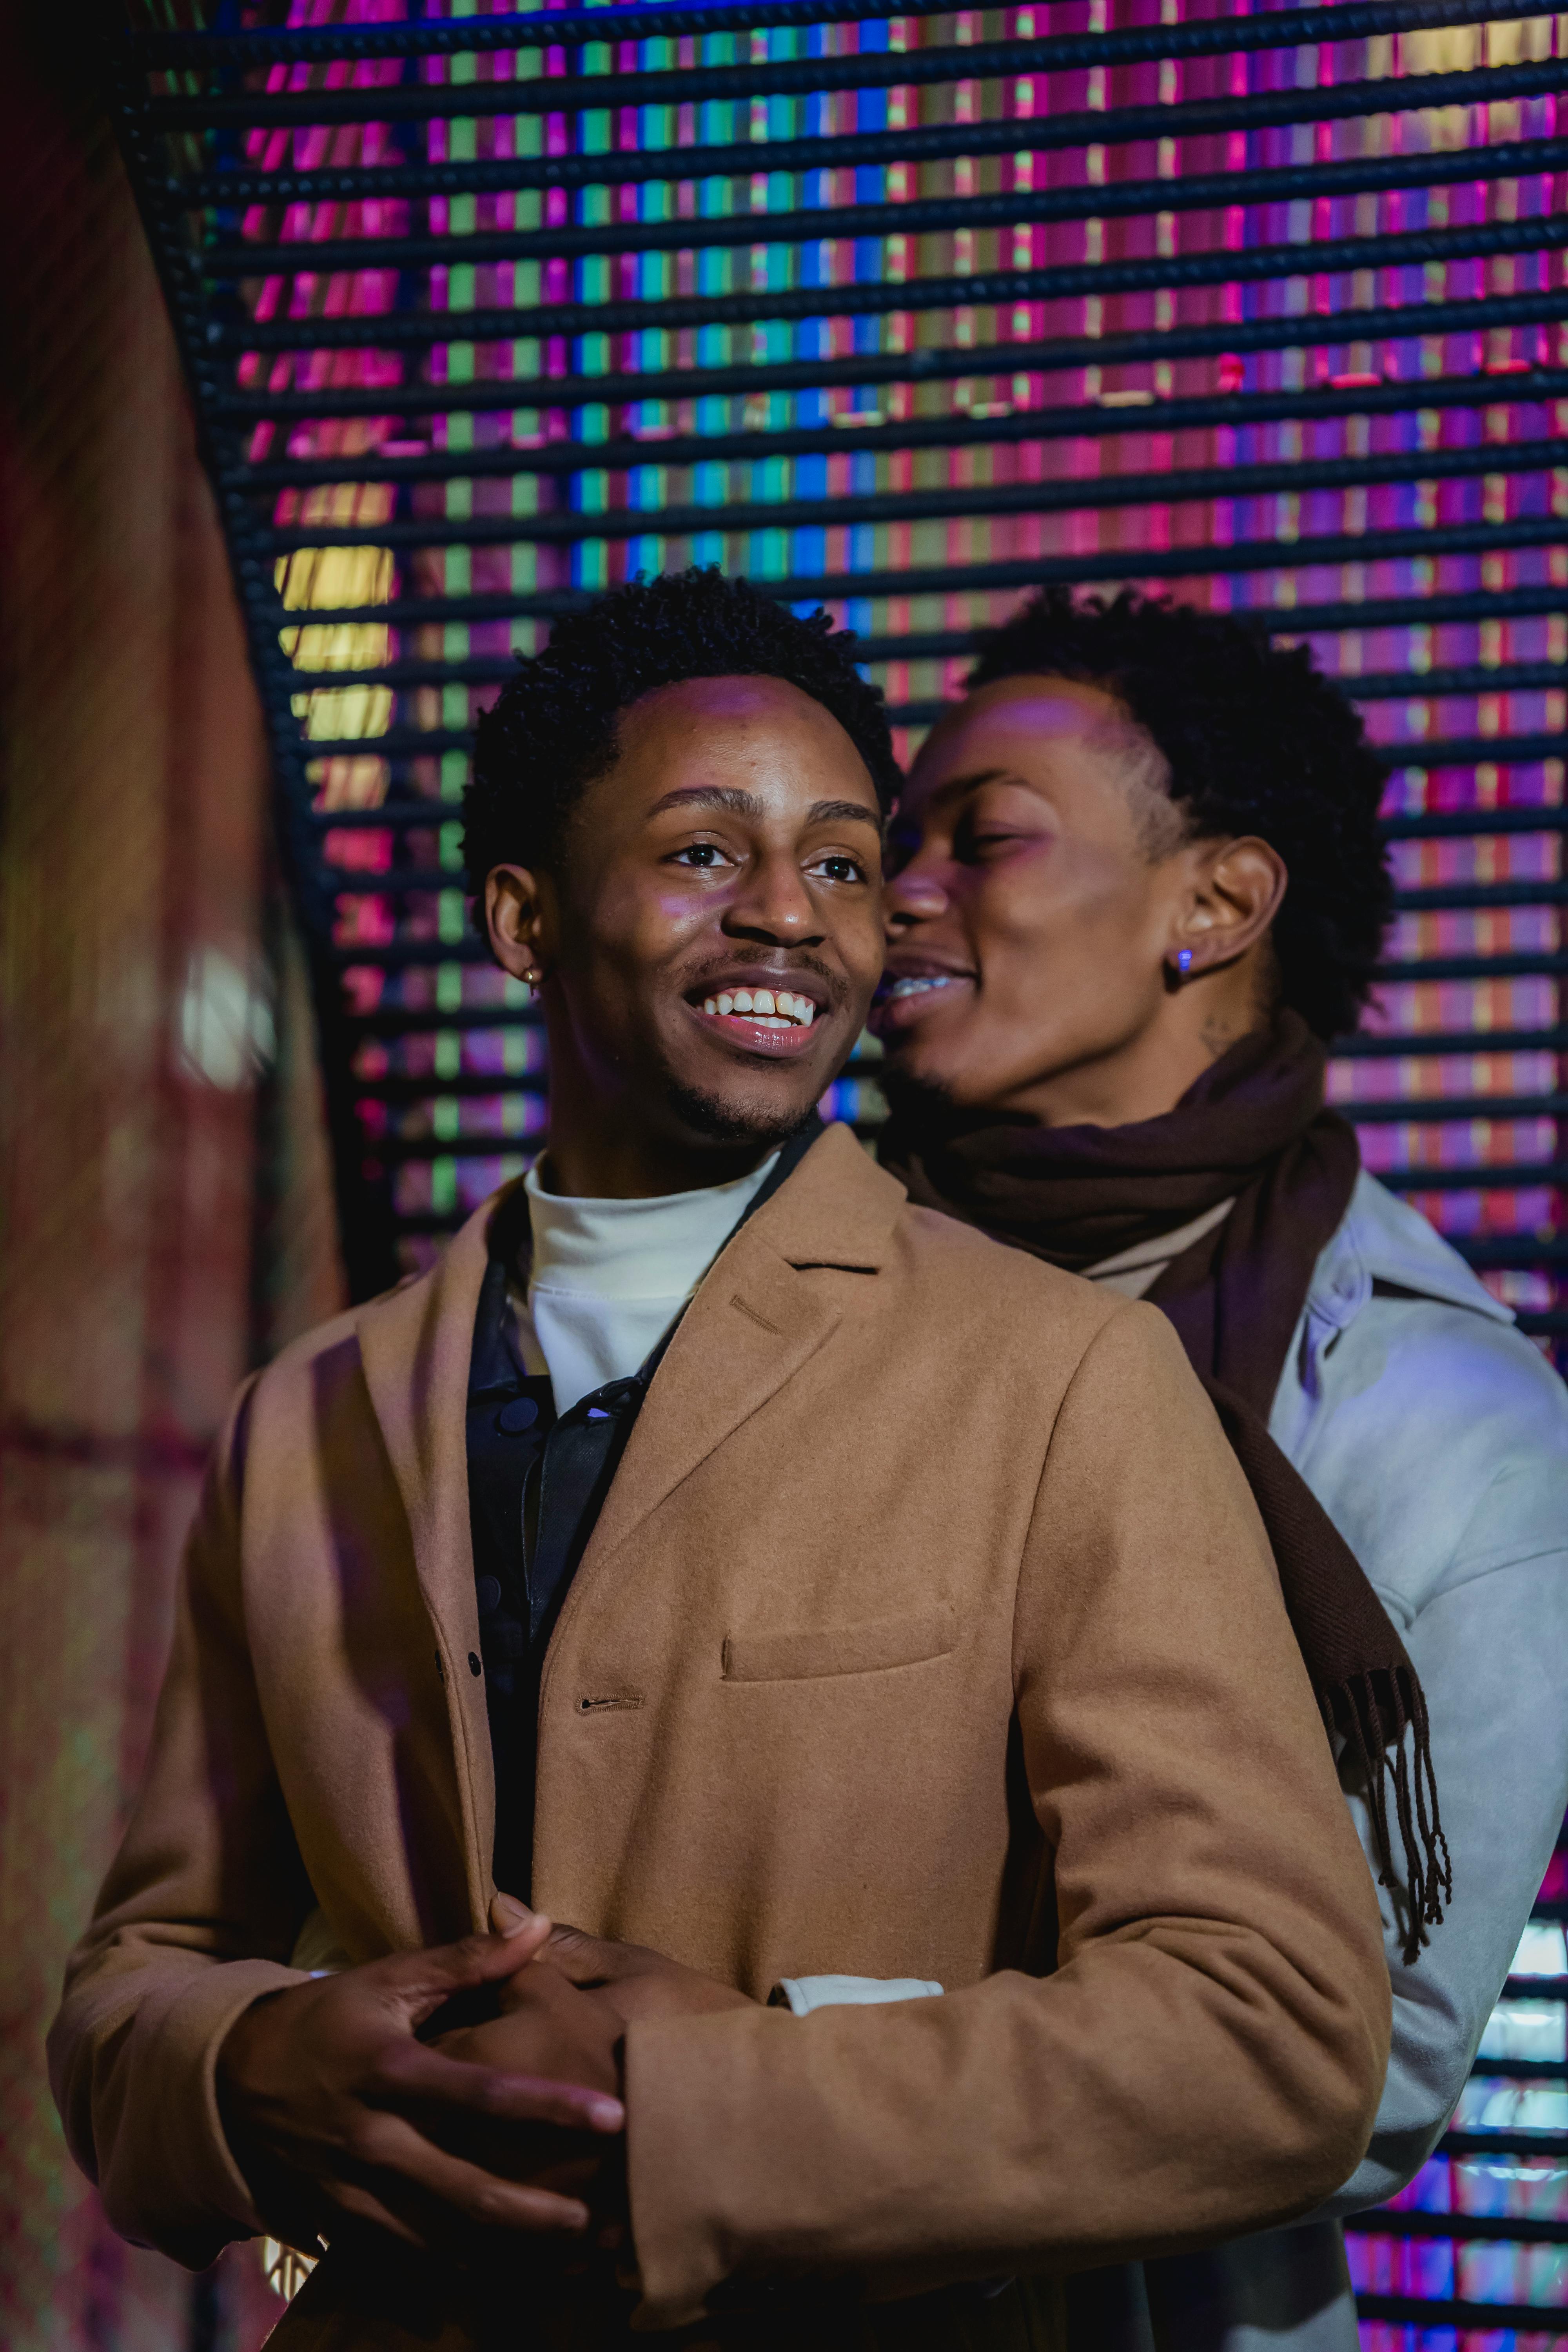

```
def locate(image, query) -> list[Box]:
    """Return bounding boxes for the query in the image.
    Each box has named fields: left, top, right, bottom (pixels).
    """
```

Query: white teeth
left=701, top=986, right=817, bottom=1028
left=888, top=975, right=962, bottom=1000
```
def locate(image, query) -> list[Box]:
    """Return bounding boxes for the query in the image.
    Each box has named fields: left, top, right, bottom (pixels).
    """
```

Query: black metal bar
left=375, top=1130, right=541, bottom=1163
left=257, top=436, right=1567, bottom=555
left=347, top=1002, right=538, bottom=1036
left=1393, top=884, right=1568, bottom=916
left=1456, top=1234, right=1568, bottom=1266
left=1441, top=2126, right=1568, bottom=2156
left=1341, top=1094, right=1568, bottom=1123
left=144, top=24, right=1568, bottom=132
left=162, top=63, right=1568, bottom=207
left=245, top=581, right=1568, bottom=648
left=1305, top=662, right=1567, bottom=708
left=1349, top=2209, right=1568, bottom=2247
left=127, top=0, right=1567, bottom=71
left=387, top=1068, right=1568, bottom=1129
left=211, top=290, right=1568, bottom=426
left=880, top=604, right=1568, bottom=665
left=234, top=372, right=1568, bottom=498
left=289, top=724, right=1568, bottom=778
left=1357, top=2294, right=1568, bottom=2332
left=1376, top=951, right=1568, bottom=983
left=354, top=1074, right=548, bottom=1104
left=281, top=650, right=1566, bottom=709
left=218, top=214, right=1568, bottom=357
left=1506, top=1977, right=1568, bottom=1998
left=1384, top=807, right=1568, bottom=841
left=1368, top=1162, right=1568, bottom=1190
left=1336, top=1026, right=1568, bottom=1059
left=242, top=520, right=1568, bottom=620
left=1441, top=2054, right=1568, bottom=2080
left=881, top=695, right=1568, bottom=740
left=149, top=36, right=1185, bottom=129
left=207, top=140, right=1568, bottom=283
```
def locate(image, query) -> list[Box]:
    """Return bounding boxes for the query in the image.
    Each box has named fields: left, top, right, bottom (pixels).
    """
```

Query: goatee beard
left=662, top=1076, right=820, bottom=1152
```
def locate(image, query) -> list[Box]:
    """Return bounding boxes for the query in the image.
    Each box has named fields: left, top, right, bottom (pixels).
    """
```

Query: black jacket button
left=468, top=1652, right=482, bottom=1677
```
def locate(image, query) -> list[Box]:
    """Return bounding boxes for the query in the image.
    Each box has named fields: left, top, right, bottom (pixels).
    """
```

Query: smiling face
left=485, top=674, right=885, bottom=1192
left=877, top=675, right=1281, bottom=1129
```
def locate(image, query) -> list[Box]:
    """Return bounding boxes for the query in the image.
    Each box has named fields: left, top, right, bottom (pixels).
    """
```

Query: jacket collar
left=1309, top=1168, right=1514, bottom=1333
left=578, top=1123, right=905, bottom=1570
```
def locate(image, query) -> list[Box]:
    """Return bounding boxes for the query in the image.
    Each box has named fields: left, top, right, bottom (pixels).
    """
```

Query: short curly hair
left=968, top=587, right=1393, bottom=1040
left=463, top=569, right=898, bottom=913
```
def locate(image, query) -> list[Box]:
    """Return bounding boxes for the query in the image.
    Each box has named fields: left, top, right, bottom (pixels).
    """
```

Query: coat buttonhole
left=577, top=1691, right=643, bottom=1714
left=731, top=1293, right=781, bottom=1336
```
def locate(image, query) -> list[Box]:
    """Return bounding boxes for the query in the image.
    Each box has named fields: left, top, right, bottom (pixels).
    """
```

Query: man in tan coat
left=49, top=572, right=1389, bottom=2348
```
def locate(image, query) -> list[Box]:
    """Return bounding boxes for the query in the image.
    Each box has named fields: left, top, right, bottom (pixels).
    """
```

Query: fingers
left=350, top=2110, right=592, bottom=2236
left=531, top=1924, right=614, bottom=1985
left=396, top=1921, right=555, bottom=2023
left=321, top=2174, right=431, bottom=2251
left=372, top=2036, right=625, bottom=2133
left=490, top=1891, right=541, bottom=1938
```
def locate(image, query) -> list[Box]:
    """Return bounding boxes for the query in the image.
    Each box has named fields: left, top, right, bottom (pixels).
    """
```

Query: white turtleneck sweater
left=514, top=1153, right=780, bottom=1417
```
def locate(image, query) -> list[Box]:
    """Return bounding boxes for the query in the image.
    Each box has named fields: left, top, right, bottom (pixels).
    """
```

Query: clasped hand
left=216, top=1898, right=750, bottom=2262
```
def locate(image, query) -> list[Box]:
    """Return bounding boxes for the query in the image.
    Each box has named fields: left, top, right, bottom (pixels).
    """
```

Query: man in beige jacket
left=49, top=572, right=1389, bottom=2349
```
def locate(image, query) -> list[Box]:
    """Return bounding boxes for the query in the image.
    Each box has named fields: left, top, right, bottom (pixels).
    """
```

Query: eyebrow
left=646, top=785, right=881, bottom=829
left=926, top=768, right=1011, bottom=802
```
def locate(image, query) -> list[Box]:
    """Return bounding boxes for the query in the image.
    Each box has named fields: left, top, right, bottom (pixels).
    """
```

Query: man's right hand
left=216, top=1917, right=624, bottom=2257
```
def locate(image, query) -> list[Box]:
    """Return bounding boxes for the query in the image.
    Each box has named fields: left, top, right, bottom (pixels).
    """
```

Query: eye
left=807, top=852, right=867, bottom=885
left=955, top=811, right=1033, bottom=863
left=669, top=841, right=732, bottom=869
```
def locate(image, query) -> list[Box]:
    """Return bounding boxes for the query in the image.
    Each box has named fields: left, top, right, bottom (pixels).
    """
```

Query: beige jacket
left=48, top=1126, right=1389, bottom=2339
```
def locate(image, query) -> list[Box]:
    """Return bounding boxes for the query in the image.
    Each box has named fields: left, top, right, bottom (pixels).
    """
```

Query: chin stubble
left=663, top=1074, right=820, bottom=1150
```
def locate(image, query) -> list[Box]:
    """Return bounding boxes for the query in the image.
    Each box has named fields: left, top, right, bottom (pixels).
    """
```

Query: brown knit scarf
left=881, top=1011, right=1450, bottom=1963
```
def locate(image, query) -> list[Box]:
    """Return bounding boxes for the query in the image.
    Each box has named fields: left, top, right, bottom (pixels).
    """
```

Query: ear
left=484, top=862, right=553, bottom=982
left=1171, top=836, right=1288, bottom=975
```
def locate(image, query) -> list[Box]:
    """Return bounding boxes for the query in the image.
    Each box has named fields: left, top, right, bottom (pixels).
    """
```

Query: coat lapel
left=581, top=1127, right=906, bottom=1575
left=356, top=1195, right=509, bottom=1927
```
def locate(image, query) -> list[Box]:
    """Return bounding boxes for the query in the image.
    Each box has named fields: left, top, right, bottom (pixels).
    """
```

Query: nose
left=721, top=846, right=825, bottom=947
left=884, top=857, right=950, bottom=936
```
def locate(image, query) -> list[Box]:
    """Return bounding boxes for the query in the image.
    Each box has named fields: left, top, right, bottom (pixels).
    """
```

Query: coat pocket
left=721, top=1604, right=956, bottom=1684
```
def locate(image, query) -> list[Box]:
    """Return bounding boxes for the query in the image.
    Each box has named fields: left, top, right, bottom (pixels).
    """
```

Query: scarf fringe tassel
left=1325, top=1668, right=1453, bottom=1969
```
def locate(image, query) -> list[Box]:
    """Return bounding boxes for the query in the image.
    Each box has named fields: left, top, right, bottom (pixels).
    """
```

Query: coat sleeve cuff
left=93, top=1958, right=311, bottom=2263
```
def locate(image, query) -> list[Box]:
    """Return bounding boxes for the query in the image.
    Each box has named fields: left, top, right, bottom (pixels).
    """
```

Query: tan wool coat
left=48, top=1125, right=1390, bottom=2345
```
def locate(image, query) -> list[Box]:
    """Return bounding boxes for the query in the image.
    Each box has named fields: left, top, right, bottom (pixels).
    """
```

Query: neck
left=542, top=1027, right=780, bottom=1201
left=1003, top=968, right=1270, bottom=1131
